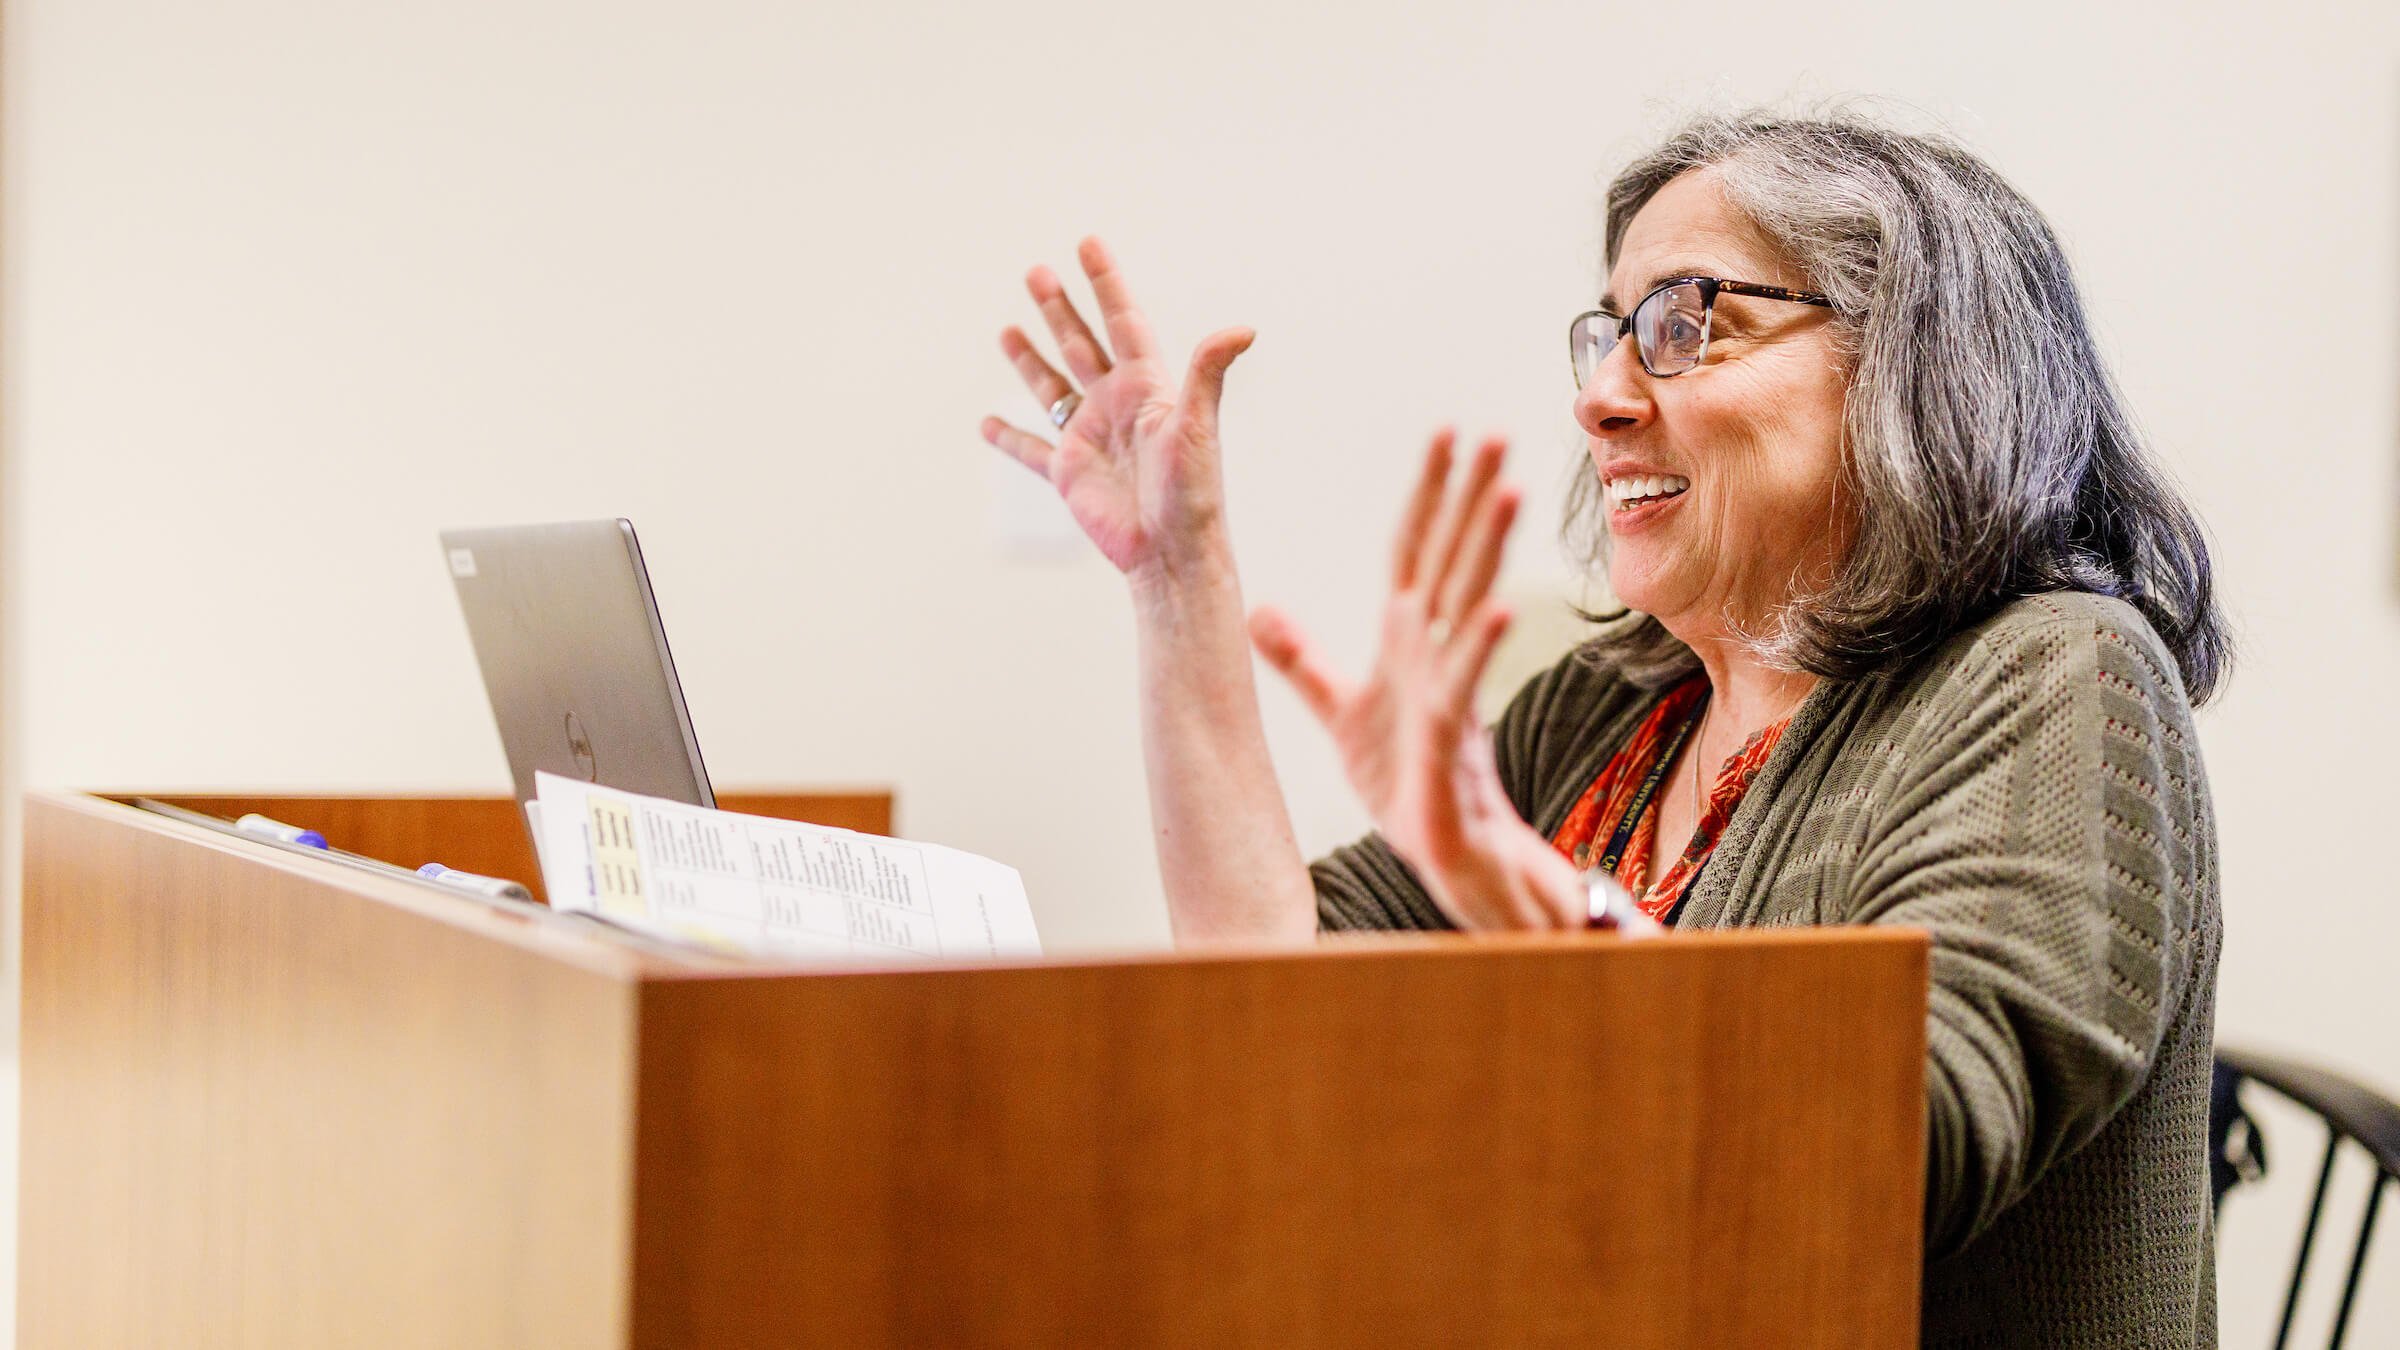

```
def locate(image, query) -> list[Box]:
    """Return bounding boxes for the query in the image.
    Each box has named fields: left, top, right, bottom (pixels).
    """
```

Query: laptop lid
left=440, top=519, right=716, bottom=813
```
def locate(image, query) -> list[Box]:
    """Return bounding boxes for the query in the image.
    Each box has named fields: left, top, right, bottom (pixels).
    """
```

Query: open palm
left=981, top=238, right=1253, bottom=580
left=1248, top=431, right=1589, bottom=930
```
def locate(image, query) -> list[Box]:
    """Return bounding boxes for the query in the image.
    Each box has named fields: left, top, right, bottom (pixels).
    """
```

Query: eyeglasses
left=1569, top=276, right=1834, bottom=384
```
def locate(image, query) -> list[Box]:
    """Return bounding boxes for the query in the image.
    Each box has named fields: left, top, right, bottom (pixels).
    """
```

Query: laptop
left=440, top=521, right=716, bottom=854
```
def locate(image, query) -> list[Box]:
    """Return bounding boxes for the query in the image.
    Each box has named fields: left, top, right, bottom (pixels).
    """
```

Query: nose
left=1573, top=328, right=1656, bottom=437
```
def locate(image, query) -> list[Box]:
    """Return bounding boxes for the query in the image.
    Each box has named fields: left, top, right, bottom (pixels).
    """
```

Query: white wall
left=7, top=0, right=2398, bottom=1339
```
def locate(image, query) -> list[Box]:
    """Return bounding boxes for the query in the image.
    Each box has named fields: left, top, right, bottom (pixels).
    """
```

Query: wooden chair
left=2211, top=1045, right=2400, bottom=1348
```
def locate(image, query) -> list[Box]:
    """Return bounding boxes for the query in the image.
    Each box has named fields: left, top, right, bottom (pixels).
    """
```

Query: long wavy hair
left=1568, top=111, right=2230, bottom=705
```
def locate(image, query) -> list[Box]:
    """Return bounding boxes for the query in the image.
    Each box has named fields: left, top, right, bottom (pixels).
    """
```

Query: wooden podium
left=20, top=791, right=1930, bottom=1348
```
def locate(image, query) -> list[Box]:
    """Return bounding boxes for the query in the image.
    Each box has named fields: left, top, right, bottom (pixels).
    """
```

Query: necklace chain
left=1689, top=697, right=1712, bottom=836
left=1644, top=697, right=1711, bottom=906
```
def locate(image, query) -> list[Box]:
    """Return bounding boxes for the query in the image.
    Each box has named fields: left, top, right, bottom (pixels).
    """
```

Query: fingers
left=980, top=415, right=1055, bottom=479
left=1179, top=326, right=1255, bottom=440
left=1389, top=430, right=1457, bottom=591
left=1438, top=597, right=1513, bottom=715
left=1078, top=236, right=1158, bottom=364
left=1247, top=605, right=1353, bottom=726
left=1025, top=264, right=1112, bottom=386
left=1413, top=435, right=1508, bottom=612
left=1000, top=327, right=1076, bottom=412
left=1438, top=481, right=1519, bottom=628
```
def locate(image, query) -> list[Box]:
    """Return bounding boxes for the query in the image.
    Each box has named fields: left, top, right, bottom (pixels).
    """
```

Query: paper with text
left=535, top=772, right=1041, bottom=961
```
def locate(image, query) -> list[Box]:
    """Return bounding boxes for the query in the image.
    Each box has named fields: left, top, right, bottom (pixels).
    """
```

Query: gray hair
left=1568, top=110, right=2230, bottom=705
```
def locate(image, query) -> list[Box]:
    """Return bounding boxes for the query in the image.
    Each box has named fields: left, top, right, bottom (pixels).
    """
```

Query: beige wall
left=3, top=0, right=26, bottom=1328
left=6, top=0, right=2398, bottom=1340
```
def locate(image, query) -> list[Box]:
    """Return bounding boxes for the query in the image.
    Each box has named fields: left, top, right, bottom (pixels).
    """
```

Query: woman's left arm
left=1846, top=601, right=2220, bottom=1259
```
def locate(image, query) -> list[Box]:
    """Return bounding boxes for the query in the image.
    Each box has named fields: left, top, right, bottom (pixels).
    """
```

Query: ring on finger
left=1426, top=617, right=1453, bottom=646
left=1048, top=392, right=1083, bottom=429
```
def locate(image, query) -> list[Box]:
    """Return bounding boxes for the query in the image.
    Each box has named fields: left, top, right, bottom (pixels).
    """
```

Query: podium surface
left=21, top=790, right=1929, bottom=1347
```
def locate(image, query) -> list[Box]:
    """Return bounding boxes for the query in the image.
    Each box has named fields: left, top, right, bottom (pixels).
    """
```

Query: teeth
left=1608, top=473, right=1690, bottom=505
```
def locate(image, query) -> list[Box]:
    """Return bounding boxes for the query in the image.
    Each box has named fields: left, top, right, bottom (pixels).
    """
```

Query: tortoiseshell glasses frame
left=1569, top=275, right=1835, bottom=384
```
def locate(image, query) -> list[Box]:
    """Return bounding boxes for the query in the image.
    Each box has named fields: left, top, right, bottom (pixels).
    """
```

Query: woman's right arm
left=982, top=239, right=1585, bottom=942
left=981, top=238, right=1314, bottom=945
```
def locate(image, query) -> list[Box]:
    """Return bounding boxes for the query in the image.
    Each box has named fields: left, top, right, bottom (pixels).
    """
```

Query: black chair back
left=2211, top=1046, right=2400, bottom=1349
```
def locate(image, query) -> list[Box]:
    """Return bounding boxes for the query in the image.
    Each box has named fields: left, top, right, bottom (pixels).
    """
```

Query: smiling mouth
left=1606, top=474, right=1690, bottom=511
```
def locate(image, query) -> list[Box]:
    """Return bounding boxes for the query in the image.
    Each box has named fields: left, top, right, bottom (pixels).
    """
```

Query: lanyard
left=1595, top=689, right=1710, bottom=876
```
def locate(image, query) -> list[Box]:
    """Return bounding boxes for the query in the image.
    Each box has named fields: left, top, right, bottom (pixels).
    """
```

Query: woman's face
left=1577, top=168, right=1852, bottom=646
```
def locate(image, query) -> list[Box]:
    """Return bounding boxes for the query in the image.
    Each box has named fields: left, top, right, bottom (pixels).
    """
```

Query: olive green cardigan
left=1312, top=591, right=2221, bottom=1349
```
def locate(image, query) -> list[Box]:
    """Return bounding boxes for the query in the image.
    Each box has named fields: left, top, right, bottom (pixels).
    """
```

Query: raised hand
left=1247, top=430, right=1590, bottom=930
left=981, top=238, right=1255, bottom=584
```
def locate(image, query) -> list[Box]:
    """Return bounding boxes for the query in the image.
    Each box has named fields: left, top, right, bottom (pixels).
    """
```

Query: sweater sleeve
left=1312, top=650, right=1605, bottom=933
left=1846, top=600, right=2212, bottom=1259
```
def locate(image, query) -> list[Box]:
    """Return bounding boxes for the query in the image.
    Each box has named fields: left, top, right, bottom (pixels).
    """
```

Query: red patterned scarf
left=1549, top=674, right=1791, bottom=924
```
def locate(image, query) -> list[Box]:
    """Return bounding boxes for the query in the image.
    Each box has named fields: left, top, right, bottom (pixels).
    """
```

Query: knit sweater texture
left=1312, top=591, right=2222, bottom=1348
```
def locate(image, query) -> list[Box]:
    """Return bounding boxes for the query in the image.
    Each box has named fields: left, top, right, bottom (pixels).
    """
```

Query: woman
left=982, top=112, right=2224, bottom=1348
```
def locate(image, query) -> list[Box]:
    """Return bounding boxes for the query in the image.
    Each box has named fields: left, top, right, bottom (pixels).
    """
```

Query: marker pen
left=234, top=813, right=328, bottom=849
left=417, top=864, right=537, bottom=905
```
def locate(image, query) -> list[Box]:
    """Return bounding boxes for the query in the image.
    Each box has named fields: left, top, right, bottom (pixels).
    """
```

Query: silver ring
left=1048, top=392, right=1083, bottom=429
left=1582, top=865, right=1660, bottom=935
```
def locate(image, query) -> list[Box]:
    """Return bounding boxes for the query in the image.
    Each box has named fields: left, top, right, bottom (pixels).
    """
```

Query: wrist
left=1405, top=825, right=1582, bottom=932
left=1126, top=532, right=1241, bottom=619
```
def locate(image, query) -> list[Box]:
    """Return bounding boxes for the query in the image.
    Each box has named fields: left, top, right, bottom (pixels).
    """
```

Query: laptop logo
left=447, top=547, right=478, bottom=578
left=564, top=712, right=598, bottom=780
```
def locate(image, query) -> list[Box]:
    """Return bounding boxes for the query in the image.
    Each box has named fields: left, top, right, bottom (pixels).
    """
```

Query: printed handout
left=535, top=772, right=1041, bottom=962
